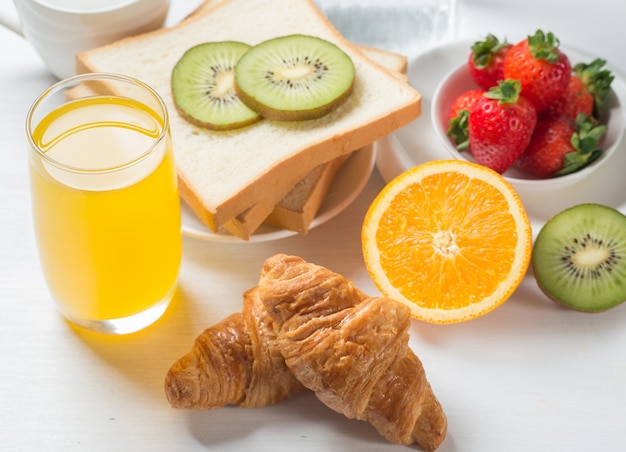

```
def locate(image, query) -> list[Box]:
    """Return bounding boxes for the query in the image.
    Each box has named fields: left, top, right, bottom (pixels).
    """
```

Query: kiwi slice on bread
left=532, top=203, right=626, bottom=312
left=234, top=34, right=355, bottom=121
left=171, top=41, right=261, bottom=130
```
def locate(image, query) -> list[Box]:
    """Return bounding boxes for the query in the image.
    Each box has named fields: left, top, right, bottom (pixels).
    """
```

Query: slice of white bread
left=264, top=150, right=354, bottom=234
left=76, top=0, right=421, bottom=231
left=224, top=152, right=352, bottom=238
left=357, top=45, right=408, bottom=81
left=188, top=0, right=410, bottom=239
left=224, top=48, right=408, bottom=239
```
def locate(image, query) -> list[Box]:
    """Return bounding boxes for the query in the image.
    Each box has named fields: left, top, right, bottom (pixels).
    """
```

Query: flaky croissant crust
left=165, top=254, right=447, bottom=451
left=258, top=254, right=447, bottom=450
left=164, top=287, right=304, bottom=409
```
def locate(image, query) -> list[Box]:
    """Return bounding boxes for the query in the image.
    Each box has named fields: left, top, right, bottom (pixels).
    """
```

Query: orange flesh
left=377, top=172, right=518, bottom=310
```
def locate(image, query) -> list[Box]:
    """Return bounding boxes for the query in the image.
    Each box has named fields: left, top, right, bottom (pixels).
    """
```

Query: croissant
left=164, top=254, right=447, bottom=451
left=257, top=254, right=447, bottom=451
left=164, top=287, right=304, bottom=409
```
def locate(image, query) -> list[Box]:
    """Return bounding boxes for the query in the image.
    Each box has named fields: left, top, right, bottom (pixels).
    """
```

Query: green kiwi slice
left=171, top=41, right=261, bottom=130
left=234, top=34, right=355, bottom=121
left=532, top=203, right=626, bottom=312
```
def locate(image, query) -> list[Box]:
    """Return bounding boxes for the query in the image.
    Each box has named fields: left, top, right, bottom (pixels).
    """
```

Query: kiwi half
left=171, top=41, right=261, bottom=130
left=532, top=203, right=626, bottom=312
left=234, top=34, right=355, bottom=121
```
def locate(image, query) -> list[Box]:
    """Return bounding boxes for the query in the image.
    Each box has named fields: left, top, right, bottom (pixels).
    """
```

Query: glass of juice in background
left=26, top=73, right=182, bottom=335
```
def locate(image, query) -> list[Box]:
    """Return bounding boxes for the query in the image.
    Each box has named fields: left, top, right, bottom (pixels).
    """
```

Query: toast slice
left=76, top=0, right=421, bottom=231
left=264, top=151, right=354, bottom=234
left=224, top=152, right=352, bottom=238
left=223, top=48, right=408, bottom=239
left=186, top=1, right=411, bottom=239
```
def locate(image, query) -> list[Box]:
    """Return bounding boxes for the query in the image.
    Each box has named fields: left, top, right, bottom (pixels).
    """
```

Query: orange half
left=362, top=160, right=532, bottom=324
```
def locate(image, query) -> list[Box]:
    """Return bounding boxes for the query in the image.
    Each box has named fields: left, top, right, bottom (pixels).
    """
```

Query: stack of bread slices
left=76, top=0, right=419, bottom=240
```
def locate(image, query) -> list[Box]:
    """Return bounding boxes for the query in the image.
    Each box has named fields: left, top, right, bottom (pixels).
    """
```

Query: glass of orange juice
left=26, top=73, right=182, bottom=335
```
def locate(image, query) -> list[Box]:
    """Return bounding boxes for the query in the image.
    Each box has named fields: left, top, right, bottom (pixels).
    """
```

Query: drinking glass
left=26, top=73, right=182, bottom=334
left=314, top=0, right=458, bottom=59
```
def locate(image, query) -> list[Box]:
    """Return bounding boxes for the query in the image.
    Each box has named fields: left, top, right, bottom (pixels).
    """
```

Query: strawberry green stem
left=447, top=110, right=470, bottom=151
left=527, top=30, right=561, bottom=63
left=556, top=113, right=607, bottom=176
left=470, top=34, right=509, bottom=69
left=574, top=58, right=614, bottom=113
left=483, top=79, right=522, bottom=104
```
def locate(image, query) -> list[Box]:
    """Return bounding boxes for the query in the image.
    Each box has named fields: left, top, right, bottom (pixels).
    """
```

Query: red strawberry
left=468, top=79, right=537, bottom=173
left=575, top=59, right=614, bottom=113
left=503, top=30, right=571, bottom=112
left=541, top=74, right=594, bottom=124
left=448, top=89, right=484, bottom=121
left=446, top=89, right=484, bottom=150
left=515, top=114, right=607, bottom=178
left=468, top=34, right=512, bottom=90
left=544, top=58, right=614, bottom=123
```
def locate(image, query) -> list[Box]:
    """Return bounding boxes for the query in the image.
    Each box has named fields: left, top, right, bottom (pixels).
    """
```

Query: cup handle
left=0, top=10, right=23, bottom=37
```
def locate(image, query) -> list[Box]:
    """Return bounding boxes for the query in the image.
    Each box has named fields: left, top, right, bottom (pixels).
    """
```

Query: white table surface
left=2, top=1, right=626, bottom=451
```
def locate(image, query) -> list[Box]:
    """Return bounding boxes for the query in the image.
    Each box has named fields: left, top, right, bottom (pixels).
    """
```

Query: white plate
left=377, top=40, right=626, bottom=238
left=182, top=144, right=376, bottom=242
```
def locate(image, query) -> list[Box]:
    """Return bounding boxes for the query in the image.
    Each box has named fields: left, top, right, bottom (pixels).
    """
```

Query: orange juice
left=29, top=95, right=181, bottom=328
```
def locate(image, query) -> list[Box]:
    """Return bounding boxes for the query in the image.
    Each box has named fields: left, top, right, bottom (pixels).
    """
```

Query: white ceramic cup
left=0, top=0, right=170, bottom=79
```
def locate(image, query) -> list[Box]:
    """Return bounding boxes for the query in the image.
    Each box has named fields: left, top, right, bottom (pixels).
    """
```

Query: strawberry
left=543, top=59, right=614, bottom=124
left=503, top=30, right=571, bottom=112
left=468, top=34, right=512, bottom=90
left=468, top=79, right=537, bottom=173
left=515, top=113, right=607, bottom=177
left=541, top=74, right=594, bottom=124
left=448, top=89, right=484, bottom=121
left=446, top=89, right=484, bottom=150
left=575, top=59, right=614, bottom=113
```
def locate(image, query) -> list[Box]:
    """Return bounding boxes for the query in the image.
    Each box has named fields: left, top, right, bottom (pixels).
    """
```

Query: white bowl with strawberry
left=432, top=30, right=624, bottom=192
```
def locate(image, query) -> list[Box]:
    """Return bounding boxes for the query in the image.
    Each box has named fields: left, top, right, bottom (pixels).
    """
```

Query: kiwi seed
left=171, top=41, right=261, bottom=130
left=234, top=34, right=355, bottom=121
left=532, top=203, right=626, bottom=312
